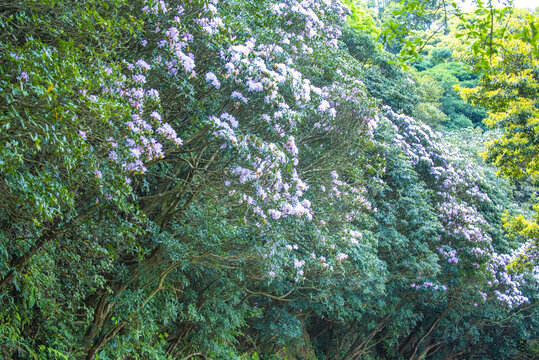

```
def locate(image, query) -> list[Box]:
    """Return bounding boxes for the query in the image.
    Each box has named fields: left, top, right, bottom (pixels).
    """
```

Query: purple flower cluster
left=112, top=0, right=383, bottom=282
left=383, top=106, right=534, bottom=307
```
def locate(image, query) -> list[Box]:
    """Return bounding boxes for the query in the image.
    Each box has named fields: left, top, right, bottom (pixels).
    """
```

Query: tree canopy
left=0, top=0, right=538, bottom=359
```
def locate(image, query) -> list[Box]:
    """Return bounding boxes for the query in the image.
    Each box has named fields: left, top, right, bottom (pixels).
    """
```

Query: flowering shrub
left=383, top=106, right=533, bottom=307
left=0, top=0, right=537, bottom=359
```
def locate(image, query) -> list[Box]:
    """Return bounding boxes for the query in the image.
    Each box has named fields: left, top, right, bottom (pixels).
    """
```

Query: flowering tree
left=0, top=0, right=537, bottom=359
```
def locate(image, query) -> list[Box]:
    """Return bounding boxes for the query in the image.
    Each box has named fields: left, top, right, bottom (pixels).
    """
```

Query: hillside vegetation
left=1, top=0, right=538, bottom=359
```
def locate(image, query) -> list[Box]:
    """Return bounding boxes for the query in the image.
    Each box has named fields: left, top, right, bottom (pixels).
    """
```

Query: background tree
left=458, top=10, right=539, bottom=270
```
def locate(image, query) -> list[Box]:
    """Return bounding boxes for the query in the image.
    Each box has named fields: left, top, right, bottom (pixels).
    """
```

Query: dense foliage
left=0, top=0, right=537, bottom=359
left=458, top=11, right=539, bottom=278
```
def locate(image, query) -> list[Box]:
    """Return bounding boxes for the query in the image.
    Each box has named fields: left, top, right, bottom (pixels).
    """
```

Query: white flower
left=205, top=71, right=221, bottom=89
left=318, top=100, right=330, bottom=112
